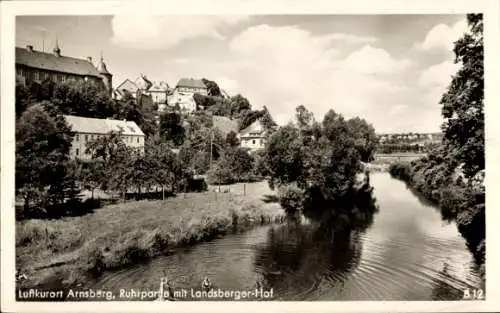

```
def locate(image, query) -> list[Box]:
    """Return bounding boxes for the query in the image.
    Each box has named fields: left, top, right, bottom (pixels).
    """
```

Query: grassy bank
left=389, top=162, right=485, bottom=271
left=16, top=187, right=285, bottom=290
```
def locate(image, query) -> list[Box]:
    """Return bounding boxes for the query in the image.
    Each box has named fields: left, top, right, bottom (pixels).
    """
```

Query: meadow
left=16, top=183, right=285, bottom=290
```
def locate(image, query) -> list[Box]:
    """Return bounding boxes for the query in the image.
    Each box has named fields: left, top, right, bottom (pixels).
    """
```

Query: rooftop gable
left=16, top=47, right=101, bottom=77
left=64, top=115, right=145, bottom=136
left=176, top=78, right=207, bottom=89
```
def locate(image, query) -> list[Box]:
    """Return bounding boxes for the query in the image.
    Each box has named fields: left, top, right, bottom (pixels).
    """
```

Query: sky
left=16, top=14, right=467, bottom=133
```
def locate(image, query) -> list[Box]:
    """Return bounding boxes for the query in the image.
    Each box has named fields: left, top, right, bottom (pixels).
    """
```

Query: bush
left=388, top=163, right=412, bottom=182
left=277, top=184, right=304, bottom=217
left=206, top=162, right=235, bottom=185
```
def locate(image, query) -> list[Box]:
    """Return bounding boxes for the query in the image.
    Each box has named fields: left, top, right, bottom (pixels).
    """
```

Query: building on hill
left=114, top=76, right=168, bottom=112
left=238, top=119, right=273, bottom=151
left=166, top=78, right=208, bottom=113
left=175, top=78, right=208, bottom=95
left=16, top=43, right=113, bottom=97
left=149, top=81, right=169, bottom=106
left=113, top=78, right=139, bottom=100
left=64, top=115, right=145, bottom=160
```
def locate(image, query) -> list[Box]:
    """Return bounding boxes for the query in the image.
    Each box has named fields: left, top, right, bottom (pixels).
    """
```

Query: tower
left=53, top=37, right=61, bottom=57
left=97, top=52, right=113, bottom=97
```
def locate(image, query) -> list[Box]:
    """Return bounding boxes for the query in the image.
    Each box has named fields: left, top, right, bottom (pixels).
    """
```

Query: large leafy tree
left=262, top=106, right=368, bottom=220
left=16, top=102, right=76, bottom=215
left=440, top=14, right=484, bottom=178
left=201, top=78, right=221, bottom=97
left=158, top=112, right=185, bottom=146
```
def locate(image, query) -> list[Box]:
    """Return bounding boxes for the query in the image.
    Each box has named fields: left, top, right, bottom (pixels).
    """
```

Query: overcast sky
left=16, top=14, right=467, bottom=133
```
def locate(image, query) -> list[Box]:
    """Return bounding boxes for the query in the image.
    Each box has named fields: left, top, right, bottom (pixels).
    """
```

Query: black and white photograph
left=1, top=0, right=499, bottom=312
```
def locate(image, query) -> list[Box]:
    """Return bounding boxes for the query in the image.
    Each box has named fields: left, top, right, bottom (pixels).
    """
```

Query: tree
left=440, top=13, right=484, bottom=178
left=262, top=106, right=367, bottom=221
left=347, top=117, right=378, bottom=162
left=16, top=102, right=76, bottom=216
left=85, top=131, right=133, bottom=197
left=16, top=80, right=32, bottom=117
left=226, top=147, right=255, bottom=180
left=158, top=112, right=185, bottom=146
left=230, top=94, right=251, bottom=118
left=201, top=78, right=221, bottom=97
left=295, top=105, right=315, bottom=129
left=52, top=79, right=116, bottom=118
left=226, top=131, right=240, bottom=147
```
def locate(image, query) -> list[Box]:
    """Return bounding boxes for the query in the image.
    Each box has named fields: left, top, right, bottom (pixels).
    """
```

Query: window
left=252, top=140, right=255, bottom=145
left=62, top=75, right=66, bottom=82
left=75, top=134, right=79, bottom=142
left=128, top=126, right=136, bottom=133
left=76, top=148, right=79, bottom=156
left=85, top=135, right=88, bottom=141
left=137, top=137, right=139, bottom=143
left=34, top=71, right=40, bottom=81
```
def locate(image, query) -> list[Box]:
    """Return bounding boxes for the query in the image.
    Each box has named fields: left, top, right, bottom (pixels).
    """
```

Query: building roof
left=16, top=46, right=101, bottom=77
left=212, top=116, right=238, bottom=135
left=150, top=81, right=169, bottom=92
left=64, top=115, right=145, bottom=136
left=176, top=78, right=207, bottom=89
left=240, top=119, right=266, bottom=137
left=115, top=79, right=139, bottom=94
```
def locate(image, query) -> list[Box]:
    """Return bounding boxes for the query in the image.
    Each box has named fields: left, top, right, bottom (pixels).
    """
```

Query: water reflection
left=254, top=223, right=366, bottom=300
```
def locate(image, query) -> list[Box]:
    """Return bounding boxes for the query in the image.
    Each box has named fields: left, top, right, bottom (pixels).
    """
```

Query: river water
left=90, top=173, right=484, bottom=301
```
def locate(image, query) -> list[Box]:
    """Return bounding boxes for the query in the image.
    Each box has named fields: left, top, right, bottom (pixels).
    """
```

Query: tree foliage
left=440, top=13, right=484, bottom=178
left=16, top=102, right=76, bottom=214
left=201, top=78, right=221, bottom=97
left=262, top=106, right=373, bottom=221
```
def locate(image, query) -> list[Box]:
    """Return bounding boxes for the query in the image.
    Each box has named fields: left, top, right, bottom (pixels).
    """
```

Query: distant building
left=64, top=115, right=145, bottom=160
left=238, top=119, right=270, bottom=151
left=175, top=78, right=208, bottom=95
left=149, top=81, right=169, bottom=106
left=166, top=78, right=208, bottom=113
left=15, top=43, right=113, bottom=97
left=113, top=78, right=139, bottom=100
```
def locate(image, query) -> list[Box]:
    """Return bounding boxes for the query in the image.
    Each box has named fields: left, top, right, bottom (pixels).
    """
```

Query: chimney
left=87, top=56, right=92, bottom=63
left=26, top=45, right=34, bottom=52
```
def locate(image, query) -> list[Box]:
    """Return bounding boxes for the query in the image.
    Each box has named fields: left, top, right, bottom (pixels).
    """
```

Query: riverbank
left=16, top=186, right=286, bottom=291
left=388, top=162, right=485, bottom=273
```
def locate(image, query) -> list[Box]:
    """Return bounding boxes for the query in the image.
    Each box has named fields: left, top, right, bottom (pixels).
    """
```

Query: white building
left=238, top=119, right=269, bottom=151
left=64, top=115, right=145, bottom=160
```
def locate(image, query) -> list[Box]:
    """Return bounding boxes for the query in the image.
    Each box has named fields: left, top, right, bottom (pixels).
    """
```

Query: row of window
left=246, top=139, right=265, bottom=146
left=75, top=133, right=142, bottom=143
left=17, top=67, right=70, bottom=83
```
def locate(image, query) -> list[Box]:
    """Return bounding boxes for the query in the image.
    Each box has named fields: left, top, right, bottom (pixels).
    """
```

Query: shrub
left=277, top=184, right=304, bottom=217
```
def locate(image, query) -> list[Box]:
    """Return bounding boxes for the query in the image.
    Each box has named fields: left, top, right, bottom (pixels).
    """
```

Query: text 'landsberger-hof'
left=121, top=287, right=275, bottom=300
left=18, top=288, right=275, bottom=301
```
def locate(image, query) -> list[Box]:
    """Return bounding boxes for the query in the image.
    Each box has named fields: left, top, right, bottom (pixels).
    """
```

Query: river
left=89, top=173, right=484, bottom=301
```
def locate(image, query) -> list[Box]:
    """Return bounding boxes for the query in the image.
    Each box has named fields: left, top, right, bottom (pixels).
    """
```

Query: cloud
left=414, top=19, right=467, bottom=51
left=417, top=60, right=459, bottom=88
left=323, top=33, right=379, bottom=44
left=111, top=15, right=248, bottom=50
left=340, top=45, right=414, bottom=74
left=215, top=77, right=240, bottom=95
left=225, top=24, right=413, bottom=130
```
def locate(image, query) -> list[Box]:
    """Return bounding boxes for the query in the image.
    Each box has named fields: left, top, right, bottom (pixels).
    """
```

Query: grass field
left=16, top=182, right=285, bottom=289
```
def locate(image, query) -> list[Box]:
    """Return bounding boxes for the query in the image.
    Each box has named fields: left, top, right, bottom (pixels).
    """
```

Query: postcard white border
left=2, top=0, right=500, bottom=312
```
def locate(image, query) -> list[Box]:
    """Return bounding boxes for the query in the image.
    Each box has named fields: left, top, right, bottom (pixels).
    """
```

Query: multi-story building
left=174, top=78, right=208, bottom=95
left=238, top=119, right=270, bottom=151
left=15, top=43, right=113, bottom=97
left=64, top=115, right=145, bottom=160
left=166, top=78, right=209, bottom=113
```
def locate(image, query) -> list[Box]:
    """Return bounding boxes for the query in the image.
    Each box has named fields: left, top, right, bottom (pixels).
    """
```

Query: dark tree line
left=389, top=14, right=485, bottom=267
